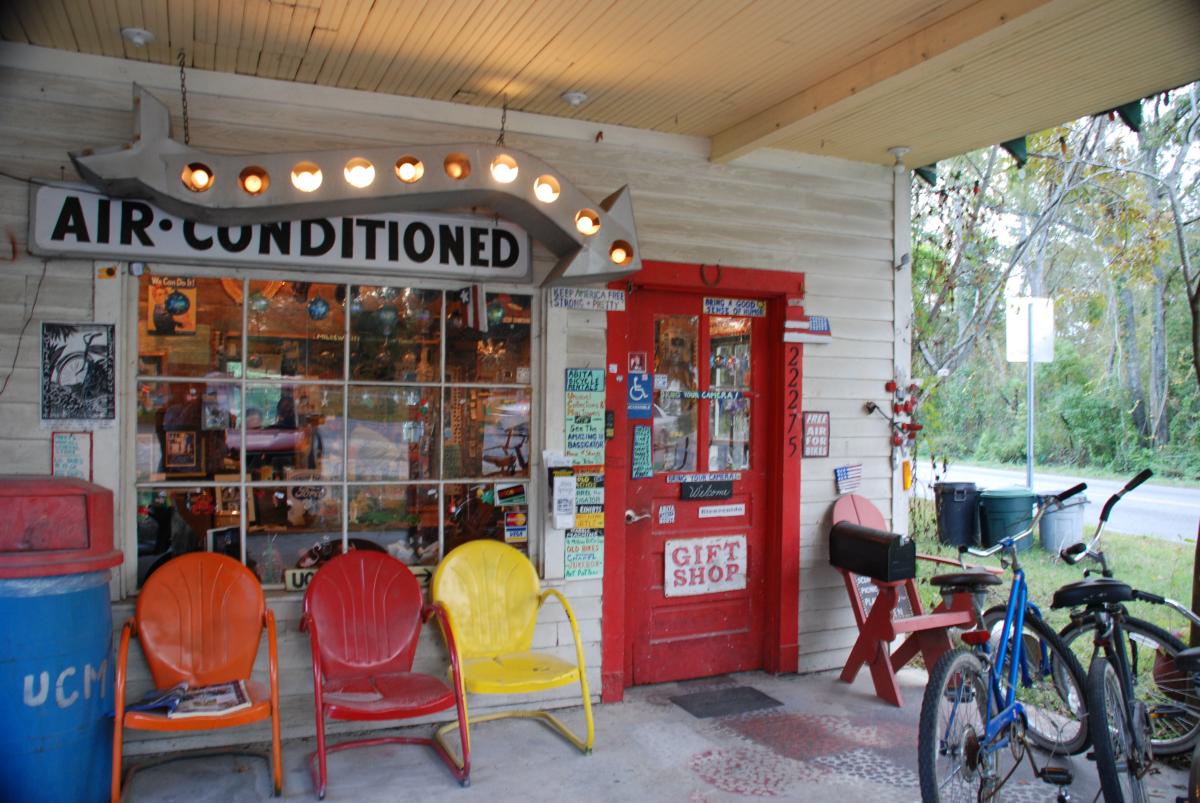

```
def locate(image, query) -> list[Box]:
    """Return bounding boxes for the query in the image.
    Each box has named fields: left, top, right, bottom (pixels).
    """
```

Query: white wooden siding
left=0, top=47, right=896, bottom=745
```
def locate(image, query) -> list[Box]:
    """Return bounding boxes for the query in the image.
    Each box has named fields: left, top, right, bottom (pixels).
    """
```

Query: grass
left=910, top=500, right=1197, bottom=640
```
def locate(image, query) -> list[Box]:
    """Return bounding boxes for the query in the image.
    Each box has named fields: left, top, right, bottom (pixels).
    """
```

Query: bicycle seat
left=1050, top=577, right=1133, bottom=609
left=929, top=572, right=1003, bottom=595
left=1173, top=647, right=1200, bottom=674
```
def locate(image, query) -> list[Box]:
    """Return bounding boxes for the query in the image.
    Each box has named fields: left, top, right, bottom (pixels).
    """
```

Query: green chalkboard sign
left=632, top=425, right=652, bottom=479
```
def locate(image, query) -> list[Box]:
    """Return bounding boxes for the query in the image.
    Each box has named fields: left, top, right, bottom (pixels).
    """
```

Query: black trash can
left=934, top=481, right=980, bottom=547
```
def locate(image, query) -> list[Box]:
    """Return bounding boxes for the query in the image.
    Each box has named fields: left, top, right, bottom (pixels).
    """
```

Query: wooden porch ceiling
left=2, top=0, right=1197, bottom=167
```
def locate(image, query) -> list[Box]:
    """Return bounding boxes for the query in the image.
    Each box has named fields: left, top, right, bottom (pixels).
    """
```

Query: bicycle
left=918, top=484, right=1089, bottom=803
left=1049, top=470, right=1200, bottom=801
left=1053, top=470, right=1200, bottom=760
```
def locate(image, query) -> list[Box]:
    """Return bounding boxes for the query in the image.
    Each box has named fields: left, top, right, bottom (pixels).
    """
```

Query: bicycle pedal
left=1037, top=766, right=1073, bottom=786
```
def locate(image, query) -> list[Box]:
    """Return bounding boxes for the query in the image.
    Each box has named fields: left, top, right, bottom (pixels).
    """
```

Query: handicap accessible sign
left=627, top=372, right=652, bottom=419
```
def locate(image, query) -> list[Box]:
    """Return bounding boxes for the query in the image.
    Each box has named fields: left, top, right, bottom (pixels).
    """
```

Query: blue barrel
left=0, top=477, right=123, bottom=803
left=0, top=572, right=114, bottom=802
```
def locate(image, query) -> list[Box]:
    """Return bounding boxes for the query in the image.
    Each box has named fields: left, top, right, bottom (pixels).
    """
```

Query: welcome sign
left=30, top=184, right=531, bottom=279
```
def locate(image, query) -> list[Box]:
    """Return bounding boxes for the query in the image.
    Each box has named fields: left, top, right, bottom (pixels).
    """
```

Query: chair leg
left=111, top=714, right=124, bottom=803
left=310, top=713, right=328, bottom=799
left=270, top=709, right=283, bottom=797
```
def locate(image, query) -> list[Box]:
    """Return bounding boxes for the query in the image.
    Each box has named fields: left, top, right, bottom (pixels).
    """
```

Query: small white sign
left=698, top=503, right=745, bottom=519
left=552, top=474, right=577, bottom=529
left=1006, top=297, right=1055, bottom=363
left=284, top=568, right=317, bottom=592
left=665, top=472, right=741, bottom=484
left=664, top=534, right=747, bottom=597
left=658, top=504, right=676, bottom=524
left=550, top=287, right=626, bottom=311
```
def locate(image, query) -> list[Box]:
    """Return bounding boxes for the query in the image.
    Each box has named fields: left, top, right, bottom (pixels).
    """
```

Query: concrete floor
left=123, top=668, right=1190, bottom=802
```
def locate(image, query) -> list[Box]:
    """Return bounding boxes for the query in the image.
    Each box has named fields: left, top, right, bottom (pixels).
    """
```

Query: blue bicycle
left=918, top=484, right=1090, bottom=802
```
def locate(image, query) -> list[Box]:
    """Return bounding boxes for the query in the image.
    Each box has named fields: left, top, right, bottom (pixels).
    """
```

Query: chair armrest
left=539, top=589, right=588, bottom=674
left=264, top=608, right=281, bottom=699
left=426, top=602, right=468, bottom=702
left=114, top=619, right=135, bottom=714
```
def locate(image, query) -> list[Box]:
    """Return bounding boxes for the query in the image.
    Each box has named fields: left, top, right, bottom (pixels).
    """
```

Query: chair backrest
left=135, top=552, right=265, bottom=688
left=431, top=541, right=539, bottom=658
left=304, top=551, right=425, bottom=680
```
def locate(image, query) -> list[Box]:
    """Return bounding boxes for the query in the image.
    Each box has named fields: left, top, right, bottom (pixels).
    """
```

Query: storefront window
left=653, top=315, right=698, bottom=472
left=134, top=274, right=533, bottom=589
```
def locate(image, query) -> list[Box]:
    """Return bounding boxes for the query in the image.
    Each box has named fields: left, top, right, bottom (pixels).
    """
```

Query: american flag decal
left=783, top=313, right=832, bottom=344
left=460, top=284, right=489, bottom=333
left=834, top=463, right=863, bottom=494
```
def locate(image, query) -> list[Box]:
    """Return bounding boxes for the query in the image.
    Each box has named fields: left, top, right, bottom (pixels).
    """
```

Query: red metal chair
left=301, top=550, right=470, bottom=798
left=111, top=552, right=283, bottom=802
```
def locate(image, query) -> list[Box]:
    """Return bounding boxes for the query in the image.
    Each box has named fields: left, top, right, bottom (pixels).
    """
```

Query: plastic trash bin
left=934, top=482, right=979, bottom=547
left=979, top=486, right=1037, bottom=553
left=1039, top=493, right=1089, bottom=553
left=0, top=476, right=123, bottom=803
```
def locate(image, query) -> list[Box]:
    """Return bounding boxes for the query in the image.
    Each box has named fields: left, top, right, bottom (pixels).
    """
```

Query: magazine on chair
left=126, top=680, right=251, bottom=718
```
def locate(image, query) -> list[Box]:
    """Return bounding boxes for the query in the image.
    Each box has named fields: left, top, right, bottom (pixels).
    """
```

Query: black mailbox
left=829, top=521, right=916, bottom=583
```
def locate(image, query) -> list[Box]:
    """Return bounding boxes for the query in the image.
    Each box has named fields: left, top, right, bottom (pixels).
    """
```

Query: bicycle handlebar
left=960, top=485, right=1087, bottom=560
left=1099, top=468, right=1153, bottom=523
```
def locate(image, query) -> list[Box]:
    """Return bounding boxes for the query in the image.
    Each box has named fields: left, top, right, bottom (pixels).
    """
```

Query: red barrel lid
left=0, top=475, right=123, bottom=578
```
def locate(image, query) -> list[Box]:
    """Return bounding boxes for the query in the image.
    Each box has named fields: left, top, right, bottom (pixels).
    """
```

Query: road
left=913, top=463, right=1200, bottom=543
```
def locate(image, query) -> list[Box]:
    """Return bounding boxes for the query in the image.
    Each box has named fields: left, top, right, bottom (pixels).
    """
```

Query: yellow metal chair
left=431, top=540, right=594, bottom=755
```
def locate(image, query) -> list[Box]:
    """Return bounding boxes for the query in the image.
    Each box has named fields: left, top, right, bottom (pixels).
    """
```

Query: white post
left=1026, top=300, right=1034, bottom=490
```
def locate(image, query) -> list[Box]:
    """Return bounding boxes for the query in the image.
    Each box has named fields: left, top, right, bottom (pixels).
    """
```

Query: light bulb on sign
left=243, top=174, right=262, bottom=193
left=534, top=175, right=560, bottom=203
left=575, top=210, right=600, bottom=236
left=343, top=158, right=375, bottom=188
left=291, top=162, right=323, bottom=192
left=490, top=155, right=519, bottom=183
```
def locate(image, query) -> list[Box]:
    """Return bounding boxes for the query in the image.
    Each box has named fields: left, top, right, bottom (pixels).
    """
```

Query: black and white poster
left=41, top=323, right=115, bottom=420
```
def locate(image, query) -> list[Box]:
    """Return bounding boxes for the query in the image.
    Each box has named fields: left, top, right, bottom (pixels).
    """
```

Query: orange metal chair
left=111, top=552, right=282, bottom=802
left=301, top=551, right=470, bottom=798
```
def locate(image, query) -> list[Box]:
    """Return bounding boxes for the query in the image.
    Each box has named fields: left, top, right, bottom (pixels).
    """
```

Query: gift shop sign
left=30, top=185, right=530, bottom=278
left=664, top=535, right=746, bottom=597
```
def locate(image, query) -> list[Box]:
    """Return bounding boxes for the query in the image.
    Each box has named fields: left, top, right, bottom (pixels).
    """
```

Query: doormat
left=670, top=686, right=784, bottom=719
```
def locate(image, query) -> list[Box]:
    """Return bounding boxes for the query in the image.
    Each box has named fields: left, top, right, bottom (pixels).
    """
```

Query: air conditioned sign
left=664, top=534, right=747, bottom=597
left=29, top=184, right=530, bottom=279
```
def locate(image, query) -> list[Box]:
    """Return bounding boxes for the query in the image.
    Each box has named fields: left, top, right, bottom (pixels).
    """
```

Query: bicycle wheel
left=1087, top=656, right=1148, bottom=803
left=981, top=605, right=1088, bottom=755
left=918, top=648, right=997, bottom=803
left=1060, top=614, right=1199, bottom=755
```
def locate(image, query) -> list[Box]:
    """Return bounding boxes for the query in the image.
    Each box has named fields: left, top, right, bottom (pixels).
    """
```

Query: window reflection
left=136, top=382, right=241, bottom=482
left=348, top=386, right=439, bottom=480
left=446, top=291, right=532, bottom=384
left=135, top=488, right=213, bottom=588
left=241, top=384, right=343, bottom=481
left=247, top=281, right=345, bottom=379
left=246, top=484, right=343, bottom=582
left=444, top=388, right=531, bottom=478
left=709, top=316, right=752, bottom=470
left=653, top=315, right=697, bottom=472
left=350, top=286, right=441, bottom=381
left=348, top=484, right=440, bottom=565
left=138, top=276, right=242, bottom=377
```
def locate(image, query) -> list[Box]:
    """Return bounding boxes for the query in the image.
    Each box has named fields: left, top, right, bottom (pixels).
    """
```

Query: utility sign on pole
left=1005, top=298, right=1055, bottom=363
left=1006, top=296, right=1054, bottom=489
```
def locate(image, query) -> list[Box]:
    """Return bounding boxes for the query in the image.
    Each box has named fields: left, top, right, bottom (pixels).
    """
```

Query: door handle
left=624, top=509, right=650, bottom=524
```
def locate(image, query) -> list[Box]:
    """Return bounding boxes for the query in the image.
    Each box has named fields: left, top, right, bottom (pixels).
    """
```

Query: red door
left=623, top=289, right=770, bottom=684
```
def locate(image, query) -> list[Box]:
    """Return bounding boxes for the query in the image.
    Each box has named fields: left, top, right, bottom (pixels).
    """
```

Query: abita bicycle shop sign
left=30, top=184, right=530, bottom=279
